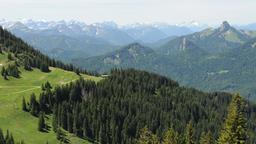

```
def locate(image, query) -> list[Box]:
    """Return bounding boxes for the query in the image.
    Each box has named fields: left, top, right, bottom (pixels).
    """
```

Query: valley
left=1, top=0, right=256, bottom=143
left=75, top=22, right=256, bottom=100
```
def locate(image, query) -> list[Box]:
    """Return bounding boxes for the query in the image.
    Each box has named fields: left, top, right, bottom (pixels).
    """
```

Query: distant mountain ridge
left=159, top=21, right=255, bottom=54
left=0, top=19, right=206, bottom=62
left=76, top=22, right=256, bottom=100
left=0, top=19, right=204, bottom=43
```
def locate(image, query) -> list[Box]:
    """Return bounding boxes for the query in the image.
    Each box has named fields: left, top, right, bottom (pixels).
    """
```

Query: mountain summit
left=220, top=21, right=231, bottom=32
left=158, top=21, right=254, bottom=53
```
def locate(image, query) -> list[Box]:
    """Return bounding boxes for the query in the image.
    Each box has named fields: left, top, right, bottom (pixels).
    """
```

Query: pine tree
left=162, top=128, right=179, bottom=144
left=1, top=67, right=8, bottom=80
left=72, top=113, right=78, bottom=135
left=5, top=129, right=10, bottom=142
left=40, top=63, right=50, bottom=72
left=52, top=114, right=58, bottom=132
left=199, top=131, right=214, bottom=144
left=52, top=105, right=58, bottom=131
left=1, top=67, right=5, bottom=76
left=137, top=127, right=160, bottom=144
left=38, top=111, right=46, bottom=131
left=75, top=69, right=80, bottom=76
left=5, top=130, right=14, bottom=144
left=67, top=112, right=73, bottom=133
left=7, top=53, right=12, bottom=60
left=217, top=93, right=247, bottom=144
left=22, top=97, right=27, bottom=111
left=0, top=128, right=5, bottom=144
left=29, top=93, right=39, bottom=116
left=44, top=81, right=52, bottom=91
left=99, top=125, right=107, bottom=144
left=56, top=128, right=62, bottom=140
left=24, top=59, right=32, bottom=71
left=185, top=121, right=195, bottom=144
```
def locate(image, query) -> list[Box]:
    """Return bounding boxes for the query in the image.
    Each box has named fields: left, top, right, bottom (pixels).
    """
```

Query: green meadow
left=0, top=52, right=102, bottom=144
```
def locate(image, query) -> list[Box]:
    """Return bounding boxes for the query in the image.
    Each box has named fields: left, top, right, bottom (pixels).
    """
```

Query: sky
left=0, top=0, right=255, bottom=25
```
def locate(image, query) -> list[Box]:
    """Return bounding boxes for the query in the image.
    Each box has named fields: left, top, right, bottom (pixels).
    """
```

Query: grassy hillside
left=0, top=52, right=102, bottom=144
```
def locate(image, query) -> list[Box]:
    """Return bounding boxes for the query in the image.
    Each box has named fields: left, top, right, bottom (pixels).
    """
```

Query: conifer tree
left=75, top=69, right=80, bottom=76
left=40, top=63, right=50, bottom=72
left=162, top=128, right=179, bottom=144
left=52, top=105, right=58, bottom=131
left=29, top=93, right=39, bottom=116
left=1, top=67, right=5, bottom=76
left=67, top=112, right=73, bottom=133
left=22, top=97, right=27, bottom=111
left=1, top=67, right=8, bottom=80
left=7, top=53, right=12, bottom=60
left=185, top=121, right=195, bottom=144
left=137, top=127, right=160, bottom=144
left=0, top=128, right=5, bottom=144
left=24, top=59, right=32, bottom=71
left=217, top=93, right=247, bottom=144
left=199, top=131, right=214, bottom=144
left=5, top=129, right=10, bottom=142
left=72, top=113, right=78, bottom=135
left=38, top=111, right=46, bottom=131
left=56, top=128, right=62, bottom=140
left=52, top=114, right=58, bottom=132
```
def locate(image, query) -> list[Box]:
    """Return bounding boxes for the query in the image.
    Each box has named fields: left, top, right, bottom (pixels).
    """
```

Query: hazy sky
left=0, top=0, right=255, bottom=25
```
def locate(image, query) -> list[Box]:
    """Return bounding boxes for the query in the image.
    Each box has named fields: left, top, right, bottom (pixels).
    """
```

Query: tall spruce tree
left=185, top=121, right=195, bottom=144
left=137, top=127, right=159, bottom=144
left=22, top=97, right=27, bottom=111
left=162, top=128, right=179, bottom=144
left=199, top=131, right=214, bottom=144
left=56, top=128, right=62, bottom=140
left=38, top=112, right=46, bottom=132
left=52, top=106, right=58, bottom=132
left=0, top=128, right=5, bottom=144
left=1, top=67, right=8, bottom=80
left=217, top=93, right=247, bottom=144
left=29, top=93, right=39, bottom=116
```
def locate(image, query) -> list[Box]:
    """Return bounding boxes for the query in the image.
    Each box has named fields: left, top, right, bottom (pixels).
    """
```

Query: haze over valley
left=0, top=0, right=256, bottom=143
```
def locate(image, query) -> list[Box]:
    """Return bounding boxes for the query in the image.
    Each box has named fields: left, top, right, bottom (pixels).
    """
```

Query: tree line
left=0, top=27, right=98, bottom=77
left=0, top=128, right=25, bottom=144
left=23, top=69, right=256, bottom=143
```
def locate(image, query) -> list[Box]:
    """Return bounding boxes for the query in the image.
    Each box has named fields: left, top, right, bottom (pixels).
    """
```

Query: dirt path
left=0, top=78, right=79, bottom=96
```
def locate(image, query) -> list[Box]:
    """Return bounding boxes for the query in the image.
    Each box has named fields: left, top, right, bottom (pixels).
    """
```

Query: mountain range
left=1, top=19, right=256, bottom=144
left=3, top=20, right=256, bottom=99
left=0, top=19, right=206, bottom=62
left=74, top=21, right=256, bottom=100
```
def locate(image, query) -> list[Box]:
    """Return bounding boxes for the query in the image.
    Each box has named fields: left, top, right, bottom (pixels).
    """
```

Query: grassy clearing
left=0, top=53, right=102, bottom=144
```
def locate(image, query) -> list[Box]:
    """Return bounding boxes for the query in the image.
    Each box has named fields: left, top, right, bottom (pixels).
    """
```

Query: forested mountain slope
left=32, top=69, right=256, bottom=144
left=0, top=26, right=255, bottom=143
left=0, top=26, right=101, bottom=143
left=78, top=22, right=256, bottom=100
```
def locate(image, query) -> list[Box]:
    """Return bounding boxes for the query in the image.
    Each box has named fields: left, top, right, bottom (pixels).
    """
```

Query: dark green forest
left=0, top=26, right=94, bottom=76
left=24, top=69, right=256, bottom=144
